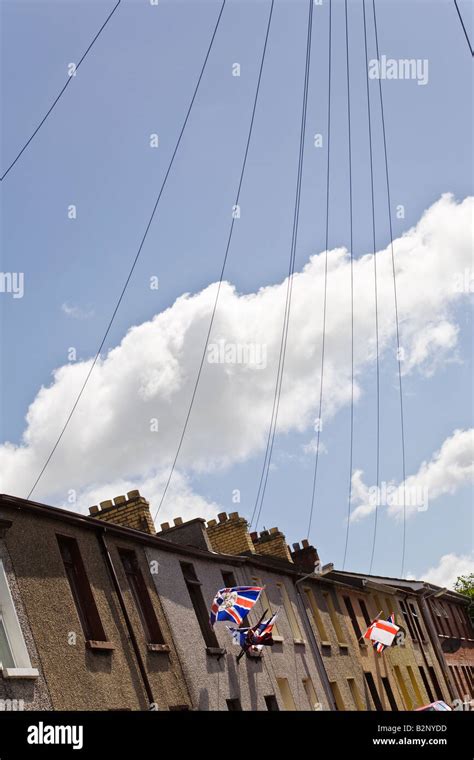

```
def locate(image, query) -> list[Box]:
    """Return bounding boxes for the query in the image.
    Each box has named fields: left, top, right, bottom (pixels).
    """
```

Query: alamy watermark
left=368, top=55, right=429, bottom=86
left=207, top=339, right=267, bottom=369
left=0, top=272, right=24, bottom=298
left=368, top=481, right=429, bottom=512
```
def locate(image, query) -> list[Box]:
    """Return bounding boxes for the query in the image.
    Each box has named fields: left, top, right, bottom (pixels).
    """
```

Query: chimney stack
left=89, top=490, right=155, bottom=535
left=251, top=527, right=293, bottom=563
left=206, top=512, right=255, bottom=555
left=291, top=539, right=320, bottom=574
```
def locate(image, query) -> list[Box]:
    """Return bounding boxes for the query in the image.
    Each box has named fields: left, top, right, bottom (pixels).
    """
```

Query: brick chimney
left=291, top=539, right=320, bottom=574
left=251, top=527, right=293, bottom=563
left=89, top=490, right=155, bottom=535
left=206, top=512, right=255, bottom=555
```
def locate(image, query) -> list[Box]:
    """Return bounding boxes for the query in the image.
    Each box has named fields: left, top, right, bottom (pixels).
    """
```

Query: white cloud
left=417, top=553, right=474, bottom=590
left=0, top=194, right=472, bottom=520
left=61, top=302, right=95, bottom=320
left=350, top=428, right=474, bottom=522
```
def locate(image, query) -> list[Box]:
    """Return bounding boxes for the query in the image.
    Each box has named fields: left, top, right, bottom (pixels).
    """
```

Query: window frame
left=57, top=534, right=108, bottom=645
left=119, top=548, right=166, bottom=648
left=180, top=562, right=221, bottom=653
left=0, top=559, right=38, bottom=678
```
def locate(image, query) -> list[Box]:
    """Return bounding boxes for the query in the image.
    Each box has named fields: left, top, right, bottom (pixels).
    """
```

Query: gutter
left=97, top=527, right=155, bottom=708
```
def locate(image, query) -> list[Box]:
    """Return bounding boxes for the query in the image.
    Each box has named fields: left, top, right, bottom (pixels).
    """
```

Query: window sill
left=206, top=646, right=226, bottom=657
left=147, top=643, right=170, bottom=654
left=1, top=667, right=39, bottom=680
left=293, top=639, right=306, bottom=646
left=86, top=640, right=115, bottom=652
left=320, top=640, right=332, bottom=648
left=338, top=642, right=349, bottom=649
left=272, top=636, right=284, bottom=643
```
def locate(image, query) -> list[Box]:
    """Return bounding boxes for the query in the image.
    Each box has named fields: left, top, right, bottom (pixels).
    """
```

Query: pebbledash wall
left=0, top=491, right=472, bottom=711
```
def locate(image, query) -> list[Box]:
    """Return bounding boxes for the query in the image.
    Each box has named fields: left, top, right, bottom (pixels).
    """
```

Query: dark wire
left=250, top=0, right=314, bottom=531
left=362, top=0, right=381, bottom=575
left=372, top=0, right=407, bottom=577
left=26, top=0, right=227, bottom=500
left=1, top=0, right=122, bottom=181
left=454, top=0, right=474, bottom=56
left=306, top=0, right=331, bottom=539
left=342, top=0, right=354, bottom=570
left=154, top=0, right=276, bottom=520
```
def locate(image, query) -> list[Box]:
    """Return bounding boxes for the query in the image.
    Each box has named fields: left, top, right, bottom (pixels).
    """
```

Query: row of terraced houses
left=0, top=491, right=472, bottom=711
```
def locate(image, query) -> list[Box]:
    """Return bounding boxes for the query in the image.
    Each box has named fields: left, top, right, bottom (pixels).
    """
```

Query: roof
left=328, top=569, right=469, bottom=604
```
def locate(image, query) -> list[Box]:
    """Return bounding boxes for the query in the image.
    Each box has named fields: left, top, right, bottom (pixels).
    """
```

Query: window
left=418, top=666, right=435, bottom=703
left=407, top=665, right=423, bottom=707
left=57, top=535, right=106, bottom=642
left=0, top=616, right=14, bottom=669
left=381, top=677, right=398, bottom=711
left=323, top=592, right=347, bottom=646
left=0, top=560, right=38, bottom=676
left=119, top=549, right=165, bottom=646
left=221, top=571, right=237, bottom=588
left=393, top=666, right=413, bottom=710
left=226, top=698, right=242, bottom=711
left=359, top=599, right=372, bottom=628
left=399, top=599, right=417, bottom=641
left=330, top=681, right=345, bottom=711
left=450, top=666, right=464, bottom=697
left=180, top=563, right=220, bottom=650
left=304, top=588, right=329, bottom=643
left=264, top=694, right=279, bottom=711
left=276, top=678, right=296, bottom=711
left=302, top=677, right=319, bottom=710
left=347, top=678, right=364, bottom=710
left=251, top=577, right=280, bottom=637
left=364, top=672, right=383, bottom=711
left=428, top=666, right=444, bottom=701
left=408, top=602, right=426, bottom=642
left=277, top=583, right=304, bottom=642
left=343, top=596, right=362, bottom=640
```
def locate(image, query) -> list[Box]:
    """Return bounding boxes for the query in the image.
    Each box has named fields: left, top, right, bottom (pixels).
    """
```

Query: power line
left=250, top=0, right=314, bottom=531
left=342, top=0, right=354, bottom=570
left=454, top=0, right=474, bottom=56
left=362, top=0, right=381, bottom=576
left=372, top=0, right=408, bottom=578
left=154, top=0, right=275, bottom=520
left=1, top=0, right=122, bottom=181
left=26, top=0, right=227, bottom=500
left=306, top=0, right=331, bottom=540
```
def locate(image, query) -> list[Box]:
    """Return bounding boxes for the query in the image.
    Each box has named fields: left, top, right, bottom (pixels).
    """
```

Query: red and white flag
left=364, top=617, right=399, bottom=648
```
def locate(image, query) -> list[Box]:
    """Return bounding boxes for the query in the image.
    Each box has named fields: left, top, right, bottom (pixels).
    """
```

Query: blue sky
left=1, top=0, right=473, bottom=584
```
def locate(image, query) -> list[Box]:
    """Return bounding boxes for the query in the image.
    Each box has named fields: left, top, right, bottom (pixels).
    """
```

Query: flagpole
left=359, top=609, right=384, bottom=643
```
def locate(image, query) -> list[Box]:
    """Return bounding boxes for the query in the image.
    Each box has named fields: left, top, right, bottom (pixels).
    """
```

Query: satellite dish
left=441, top=637, right=461, bottom=654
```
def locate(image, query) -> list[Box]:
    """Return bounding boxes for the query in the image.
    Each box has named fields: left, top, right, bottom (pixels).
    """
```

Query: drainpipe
left=294, top=574, right=336, bottom=711
left=418, top=591, right=457, bottom=703
left=97, top=527, right=155, bottom=708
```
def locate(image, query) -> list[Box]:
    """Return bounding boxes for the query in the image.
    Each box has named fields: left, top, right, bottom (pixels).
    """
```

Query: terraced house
left=0, top=491, right=472, bottom=711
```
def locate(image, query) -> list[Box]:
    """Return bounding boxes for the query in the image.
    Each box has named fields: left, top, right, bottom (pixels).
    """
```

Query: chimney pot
left=269, top=527, right=279, bottom=535
left=127, top=489, right=140, bottom=499
left=160, top=522, right=170, bottom=531
left=292, top=542, right=300, bottom=551
left=174, top=517, right=183, bottom=526
left=207, top=519, right=217, bottom=528
left=113, top=495, right=126, bottom=505
left=89, top=506, right=100, bottom=515
left=100, top=500, right=113, bottom=509
left=301, top=539, right=309, bottom=548
left=217, top=512, right=228, bottom=523
left=250, top=531, right=258, bottom=542
left=229, top=512, right=239, bottom=521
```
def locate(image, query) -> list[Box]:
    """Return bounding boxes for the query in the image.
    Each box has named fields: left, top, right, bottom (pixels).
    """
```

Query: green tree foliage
left=454, top=574, right=474, bottom=624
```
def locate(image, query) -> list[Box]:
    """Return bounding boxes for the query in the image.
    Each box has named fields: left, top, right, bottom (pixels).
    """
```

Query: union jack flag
left=210, top=586, right=263, bottom=626
left=228, top=612, right=278, bottom=648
